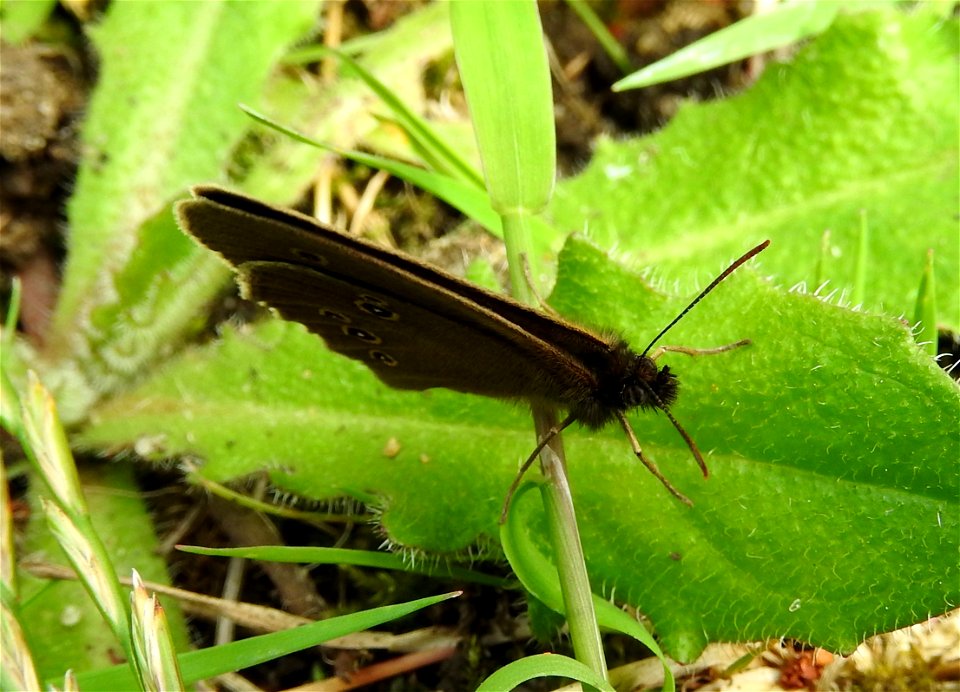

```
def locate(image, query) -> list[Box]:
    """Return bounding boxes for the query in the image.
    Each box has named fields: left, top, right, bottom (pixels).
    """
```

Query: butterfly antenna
left=640, top=240, right=770, bottom=357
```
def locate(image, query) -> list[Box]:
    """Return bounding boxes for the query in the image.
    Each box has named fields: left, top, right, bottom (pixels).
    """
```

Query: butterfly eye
left=342, top=325, right=381, bottom=344
left=320, top=309, right=351, bottom=323
left=369, top=350, right=398, bottom=367
left=355, top=296, right=399, bottom=321
left=291, top=248, right=328, bottom=266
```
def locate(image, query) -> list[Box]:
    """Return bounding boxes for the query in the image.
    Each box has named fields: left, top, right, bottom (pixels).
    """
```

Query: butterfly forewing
left=181, top=186, right=614, bottom=365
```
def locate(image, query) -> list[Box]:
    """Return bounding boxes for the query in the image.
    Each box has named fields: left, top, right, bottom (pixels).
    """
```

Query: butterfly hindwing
left=239, top=260, right=584, bottom=400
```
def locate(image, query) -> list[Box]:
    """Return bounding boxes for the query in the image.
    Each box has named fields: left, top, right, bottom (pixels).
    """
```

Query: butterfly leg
left=648, top=339, right=751, bottom=361
left=617, top=412, right=694, bottom=507
left=499, top=413, right=577, bottom=523
left=519, top=253, right=561, bottom=317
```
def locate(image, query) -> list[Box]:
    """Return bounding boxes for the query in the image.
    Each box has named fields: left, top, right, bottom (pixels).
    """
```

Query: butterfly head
left=622, top=355, right=679, bottom=412
left=573, top=338, right=679, bottom=429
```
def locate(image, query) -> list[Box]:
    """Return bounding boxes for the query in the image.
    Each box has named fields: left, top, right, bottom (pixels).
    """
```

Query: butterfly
left=177, top=185, right=769, bottom=516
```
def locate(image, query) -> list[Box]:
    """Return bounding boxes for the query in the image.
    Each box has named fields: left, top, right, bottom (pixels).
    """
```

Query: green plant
left=2, top=1, right=956, bottom=688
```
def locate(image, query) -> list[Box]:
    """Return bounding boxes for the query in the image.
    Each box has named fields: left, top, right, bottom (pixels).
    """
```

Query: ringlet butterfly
left=177, top=186, right=768, bottom=515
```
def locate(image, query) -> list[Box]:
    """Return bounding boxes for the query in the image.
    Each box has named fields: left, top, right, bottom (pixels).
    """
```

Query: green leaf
left=566, top=0, right=631, bottom=75
left=73, top=592, right=459, bottom=690
left=477, top=652, right=615, bottom=692
left=553, top=10, right=959, bottom=328
left=39, top=0, right=320, bottom=421
left=450, top=1, right=555, bottom=214
left=240, top=106, right=504, bottom=236
left=179, top=545, right=510, bottom=588
left=80, top=233, right=958, bottom=658
left=550, top=238, right=958, bottom=659
left=613, top=0, right=839, bottom=90
left=450, top=0, right=558, bottom=308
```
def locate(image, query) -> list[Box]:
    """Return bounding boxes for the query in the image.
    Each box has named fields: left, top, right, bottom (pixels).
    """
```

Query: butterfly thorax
left=571, top=338, right=679, bottom=429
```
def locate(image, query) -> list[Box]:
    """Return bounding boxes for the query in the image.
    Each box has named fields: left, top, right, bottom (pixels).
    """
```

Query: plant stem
left=532, top=406, right=607, bottom=687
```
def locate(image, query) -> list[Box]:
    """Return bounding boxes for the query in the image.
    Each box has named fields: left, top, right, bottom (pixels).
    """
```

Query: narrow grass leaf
left=241, top=106, right=502, bottom=235
left=614, top=1, right=839, bottom=90
left=477, top=653, right=615, bottom=692
left=73, top=592, right=459, bottom=689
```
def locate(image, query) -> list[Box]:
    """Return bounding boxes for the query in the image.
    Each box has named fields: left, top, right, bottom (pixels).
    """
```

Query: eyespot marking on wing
left=370, top=350, right=398, bottom=367
left=355, top=294, right=399, bottom=321
left=320, top=309, right=351, bottom=323
left=343, top=325, right=382, bottom=344
left=292, top=248, right=328, bottom=266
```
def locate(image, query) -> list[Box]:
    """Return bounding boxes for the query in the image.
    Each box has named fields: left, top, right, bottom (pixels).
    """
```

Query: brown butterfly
left=177, top=186, right=768, bottom=516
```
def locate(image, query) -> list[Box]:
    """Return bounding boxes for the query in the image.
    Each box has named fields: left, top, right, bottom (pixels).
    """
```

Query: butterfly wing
left=181, top=186, right=616, bottom=365
left=176, top=187, right=599, bottom=404
left=240, top=261, right=565, bottom=398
